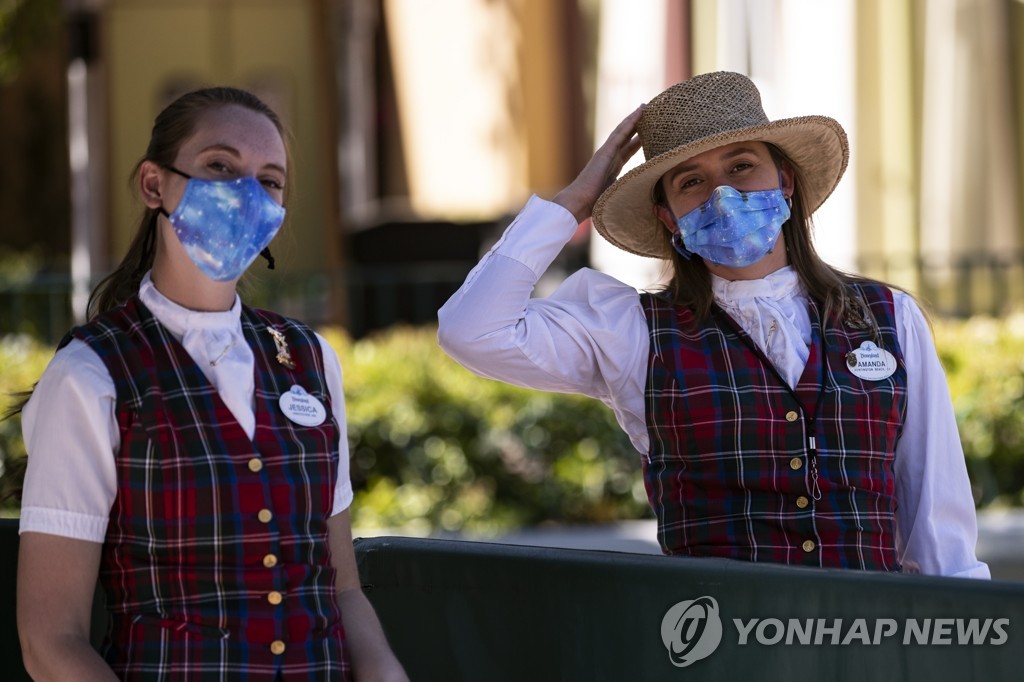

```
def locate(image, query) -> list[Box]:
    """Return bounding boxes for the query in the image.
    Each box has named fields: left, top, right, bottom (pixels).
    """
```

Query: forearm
left=438, top=196, right=578, bottom=340
left=20, top=634, right=118, bottom=682
left=337, top=587, right=408, bottom=682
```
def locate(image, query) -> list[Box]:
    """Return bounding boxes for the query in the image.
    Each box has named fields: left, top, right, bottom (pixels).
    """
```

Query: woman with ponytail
left=16, top=87, right=407, bottom=681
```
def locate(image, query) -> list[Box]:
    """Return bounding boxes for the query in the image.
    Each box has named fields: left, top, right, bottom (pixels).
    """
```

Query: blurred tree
left=0, top=0, right=62, bottom=85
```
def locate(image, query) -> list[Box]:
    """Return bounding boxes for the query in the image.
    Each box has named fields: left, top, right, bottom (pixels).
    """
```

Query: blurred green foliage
left=934, top=314, right=1024, bottom=507
left=0, top=334, right=47, bottom=508
left=319, top=327, right=647, bottom=534
left=0, top=0, right=61, bottom=86
left=4, top=318, right=1024, bottom=529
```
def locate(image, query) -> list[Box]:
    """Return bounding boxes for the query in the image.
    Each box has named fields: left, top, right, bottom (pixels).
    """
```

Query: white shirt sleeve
left=19, top=339, right=119, bottom=542
left=438, top=195, right=650, bottom=452
left=317, top=333, right=354, bottom=516
left=892, top=293, right=990, bottom=578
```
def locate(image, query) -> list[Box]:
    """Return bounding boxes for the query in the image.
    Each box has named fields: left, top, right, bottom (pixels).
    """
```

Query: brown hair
left=87, top=86, right=290, bottom=319
left=657, top=144, right=885, bottom=331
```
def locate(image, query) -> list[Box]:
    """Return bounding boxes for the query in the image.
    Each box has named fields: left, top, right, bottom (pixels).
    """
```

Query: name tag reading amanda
left=845, top=341, right=897, bottom=381
left=279, top=384, right=327, bottom=426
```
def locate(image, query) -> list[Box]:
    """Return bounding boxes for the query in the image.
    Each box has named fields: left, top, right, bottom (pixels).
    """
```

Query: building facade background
left=2, top=0, right=1024, bottom=338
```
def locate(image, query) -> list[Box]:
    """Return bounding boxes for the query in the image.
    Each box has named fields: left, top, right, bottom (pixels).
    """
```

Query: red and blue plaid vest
left=640, top=283, right=907, bottom=571
left=67, top=297, right=350, bottom=680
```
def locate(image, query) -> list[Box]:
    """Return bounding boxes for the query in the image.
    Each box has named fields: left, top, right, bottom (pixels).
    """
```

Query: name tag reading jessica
left=845, top=341, right=897, bottom=381
left=279, top=385, right=327, bottom=426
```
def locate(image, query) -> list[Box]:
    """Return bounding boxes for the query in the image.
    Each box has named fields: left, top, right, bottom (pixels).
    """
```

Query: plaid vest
left=640, top=283, right=907, bottom=571
left=67, top=297, right=350, bottom=680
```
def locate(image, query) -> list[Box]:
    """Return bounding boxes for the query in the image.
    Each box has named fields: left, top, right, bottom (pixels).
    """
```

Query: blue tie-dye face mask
left=160, top=166, right=285, bottom=282
left=673, top=185, right=790, bottom=268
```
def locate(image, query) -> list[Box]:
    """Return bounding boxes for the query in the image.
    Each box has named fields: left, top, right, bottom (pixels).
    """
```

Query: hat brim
left=591, top=115, right=849, bottom=259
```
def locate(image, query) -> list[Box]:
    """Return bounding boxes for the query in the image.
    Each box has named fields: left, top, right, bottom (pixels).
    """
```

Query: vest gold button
left=258, top=509, right=273, bottom=524
left=248, top=457, right=263, bottom=473
left=268, top=590, right=283, bottom=605
left=263, top=554, right=278, bottom=568
left=796, top=496, right=809, bottom=509
left=802, top=540, right=816, bottom=553
left=789, top=457, right=803, bottom=470
left=786, top=410, right=799, bottom=422
left=270, top=640, right=286, bottom=655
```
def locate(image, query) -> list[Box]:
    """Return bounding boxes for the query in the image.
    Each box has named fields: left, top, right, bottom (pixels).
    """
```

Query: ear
left=780, top=160, right=796, bottom=201
left=654, top=203, right=678, bottom=235
left=138, top=160, right=164, bottom=210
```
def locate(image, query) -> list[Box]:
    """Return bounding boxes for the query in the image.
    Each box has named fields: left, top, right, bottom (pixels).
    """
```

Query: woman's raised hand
left=553, top=104, right=645, bottom=224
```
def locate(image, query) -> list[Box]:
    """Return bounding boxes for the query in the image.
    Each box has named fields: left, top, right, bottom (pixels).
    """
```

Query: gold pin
left=268, top=328, right=296, bottom=369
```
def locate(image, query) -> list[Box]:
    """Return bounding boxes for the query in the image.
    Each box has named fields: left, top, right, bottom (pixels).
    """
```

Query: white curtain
left=919, top=0, right=1019, bottom=263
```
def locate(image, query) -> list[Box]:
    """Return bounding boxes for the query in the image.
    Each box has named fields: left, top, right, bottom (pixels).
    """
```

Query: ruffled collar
left=711, top=266, right=804, bottom=307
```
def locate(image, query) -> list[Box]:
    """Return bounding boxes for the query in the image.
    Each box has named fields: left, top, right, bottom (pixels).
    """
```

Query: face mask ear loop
left=670, top=232, right=692, bottom=260
left=260, top=247, right=276, bottom=270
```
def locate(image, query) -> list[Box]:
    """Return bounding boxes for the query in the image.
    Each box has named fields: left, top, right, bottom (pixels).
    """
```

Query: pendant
left=268, top=327, right=296, bottom=369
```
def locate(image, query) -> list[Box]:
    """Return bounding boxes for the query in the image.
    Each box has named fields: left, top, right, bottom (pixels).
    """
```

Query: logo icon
left=660, top=596, right=723, bottom=667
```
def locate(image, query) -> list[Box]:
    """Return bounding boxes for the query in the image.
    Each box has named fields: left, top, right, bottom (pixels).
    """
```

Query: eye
left=730, top=161, right=753, bottom=174
left=678, top=176, right=701, bottom=191
left=261, top=177, right=285, bottom=191
left=207, top=160, right=232, bottom=174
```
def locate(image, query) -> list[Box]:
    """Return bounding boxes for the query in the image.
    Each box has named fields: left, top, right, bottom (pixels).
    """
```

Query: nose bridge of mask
left=680, top=186, right=748, bottom=237
left=702, top=166, right=785, bottom=212
left=675, top=164, right=788, bottom=240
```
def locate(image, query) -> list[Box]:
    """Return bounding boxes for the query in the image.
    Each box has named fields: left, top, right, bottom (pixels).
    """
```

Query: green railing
left=0, top=262, right=475, bottom=342
left=5, top=523, right=1020, bottom=681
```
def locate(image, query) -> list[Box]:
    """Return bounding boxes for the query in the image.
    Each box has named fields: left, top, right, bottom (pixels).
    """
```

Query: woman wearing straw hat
left=438, top=71, right=988, bottom=578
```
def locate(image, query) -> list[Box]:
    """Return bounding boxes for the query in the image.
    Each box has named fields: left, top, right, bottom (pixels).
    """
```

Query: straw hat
left=591, top=71, right=849, bottom=259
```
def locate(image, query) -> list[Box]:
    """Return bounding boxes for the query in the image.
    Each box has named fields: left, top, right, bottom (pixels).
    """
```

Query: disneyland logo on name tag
left=279, top=384, right=327, bottom=427
left=845, top=341, right=897, bottom=381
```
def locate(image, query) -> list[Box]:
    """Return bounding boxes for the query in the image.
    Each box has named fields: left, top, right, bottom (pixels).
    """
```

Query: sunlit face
left=654, top=141, right=796, bottom=279
left=162, top=103, right=288, bottom=213
left=139, top=103, right=289, bottom=288
left=658, top=141, right=792, bottom=220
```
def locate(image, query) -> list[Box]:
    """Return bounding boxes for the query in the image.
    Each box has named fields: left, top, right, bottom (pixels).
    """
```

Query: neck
left=151, top=222, right=238, bottom=312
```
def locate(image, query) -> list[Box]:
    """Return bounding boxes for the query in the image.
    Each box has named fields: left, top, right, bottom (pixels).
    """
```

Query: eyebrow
left=667, top=146, right=763, bottom=180
left=198, top=143, right=287, bottom=175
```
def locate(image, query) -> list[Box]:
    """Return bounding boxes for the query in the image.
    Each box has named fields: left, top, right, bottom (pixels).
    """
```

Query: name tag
left=845, top=341, right=897, bottom=381
left=279, top=384, right=327, bottom=426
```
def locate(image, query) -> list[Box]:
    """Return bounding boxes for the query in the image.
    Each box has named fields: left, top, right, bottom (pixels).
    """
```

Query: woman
left=438, top=71, right=989, bottom=578
left=17, top=87, right=408, bottom=680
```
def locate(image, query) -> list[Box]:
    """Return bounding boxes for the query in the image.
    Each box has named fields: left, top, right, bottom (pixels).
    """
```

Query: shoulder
left=32, top=338, right=114, bottom=405
left=313, top=331, right=342, bottom=370
left=63, top=299, right=146, bottom=352
left=244, top=306, right=312, bottom=333
left=845, top=278, right=897, bottom=303
left=553, top=267, right=643, bottom=305
left=848, top=279, right=926, bottom=327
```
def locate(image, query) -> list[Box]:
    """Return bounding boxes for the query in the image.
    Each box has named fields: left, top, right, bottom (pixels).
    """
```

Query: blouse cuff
left=19, top=506, right=108, bottom=543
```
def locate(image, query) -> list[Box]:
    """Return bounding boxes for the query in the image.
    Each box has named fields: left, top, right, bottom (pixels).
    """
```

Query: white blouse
left=438, top=195, right=989, bottom=579
left=19, top=273, right=354, bottom=543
